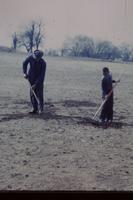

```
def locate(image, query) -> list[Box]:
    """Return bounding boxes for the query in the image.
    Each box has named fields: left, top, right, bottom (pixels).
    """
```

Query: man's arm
left=23, top=56, right=31, bottom=78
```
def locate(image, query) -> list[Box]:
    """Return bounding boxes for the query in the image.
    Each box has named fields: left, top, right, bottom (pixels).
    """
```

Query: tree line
left=11, top=20, right=133, bottom=62
left=61, top=35, right=133, bottom=62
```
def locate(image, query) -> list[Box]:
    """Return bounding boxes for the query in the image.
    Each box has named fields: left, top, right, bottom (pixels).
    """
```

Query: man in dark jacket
left=23, top=49, right=46, bottom=114
left=100, top=67, right=117, bottom=124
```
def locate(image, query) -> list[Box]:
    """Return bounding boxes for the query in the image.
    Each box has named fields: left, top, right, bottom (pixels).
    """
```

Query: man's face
left=34, top=50, right=43, bottom=61
left=103, top=71, right=109, bottom=76
left=34, top=51, right=40, bottom=57
left=34, top=51, right=41, bottom=61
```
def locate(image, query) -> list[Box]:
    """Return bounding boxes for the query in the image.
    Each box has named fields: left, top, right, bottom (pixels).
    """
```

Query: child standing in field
left=100, top=67, right=119, bottom=124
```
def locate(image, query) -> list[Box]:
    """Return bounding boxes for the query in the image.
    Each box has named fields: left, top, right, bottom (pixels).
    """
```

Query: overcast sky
left=0, top=0, right=132, bottom=49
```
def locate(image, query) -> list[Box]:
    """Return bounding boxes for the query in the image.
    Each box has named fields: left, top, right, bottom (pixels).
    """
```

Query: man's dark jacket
left=23, top=55, right=46, bottom=86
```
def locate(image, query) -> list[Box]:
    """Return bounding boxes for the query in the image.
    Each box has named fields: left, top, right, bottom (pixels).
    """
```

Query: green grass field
left=0, top=52, right=133, bottom=190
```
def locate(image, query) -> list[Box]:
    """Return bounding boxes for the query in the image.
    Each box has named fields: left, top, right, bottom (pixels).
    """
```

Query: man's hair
left=103, top=67, right=109, bottom=74
left=34, top=49, right=44, bottom=59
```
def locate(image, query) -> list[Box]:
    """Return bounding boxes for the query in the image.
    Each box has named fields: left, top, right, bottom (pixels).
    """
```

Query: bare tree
left=34, top=21, right=44, bottom=49
left=18, top=33, right=31, bottom=52
left=62, top=35, right=94, bottom=57
left=19, top=20, right=44, bottom=52
left=119, top=43, right=131, bottom=61
left=94, top=40, right=120, bottom=60
left=12, top=32, right=18, bottom=51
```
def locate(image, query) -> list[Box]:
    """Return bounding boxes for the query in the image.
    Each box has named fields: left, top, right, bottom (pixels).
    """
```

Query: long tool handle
left=93, top=99, right=106, bottom=120
left=28, top=81, right=40, bottom=105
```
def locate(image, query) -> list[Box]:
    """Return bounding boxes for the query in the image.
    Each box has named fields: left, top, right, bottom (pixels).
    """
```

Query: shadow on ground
left=0, top=99, right=132, bottom=129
